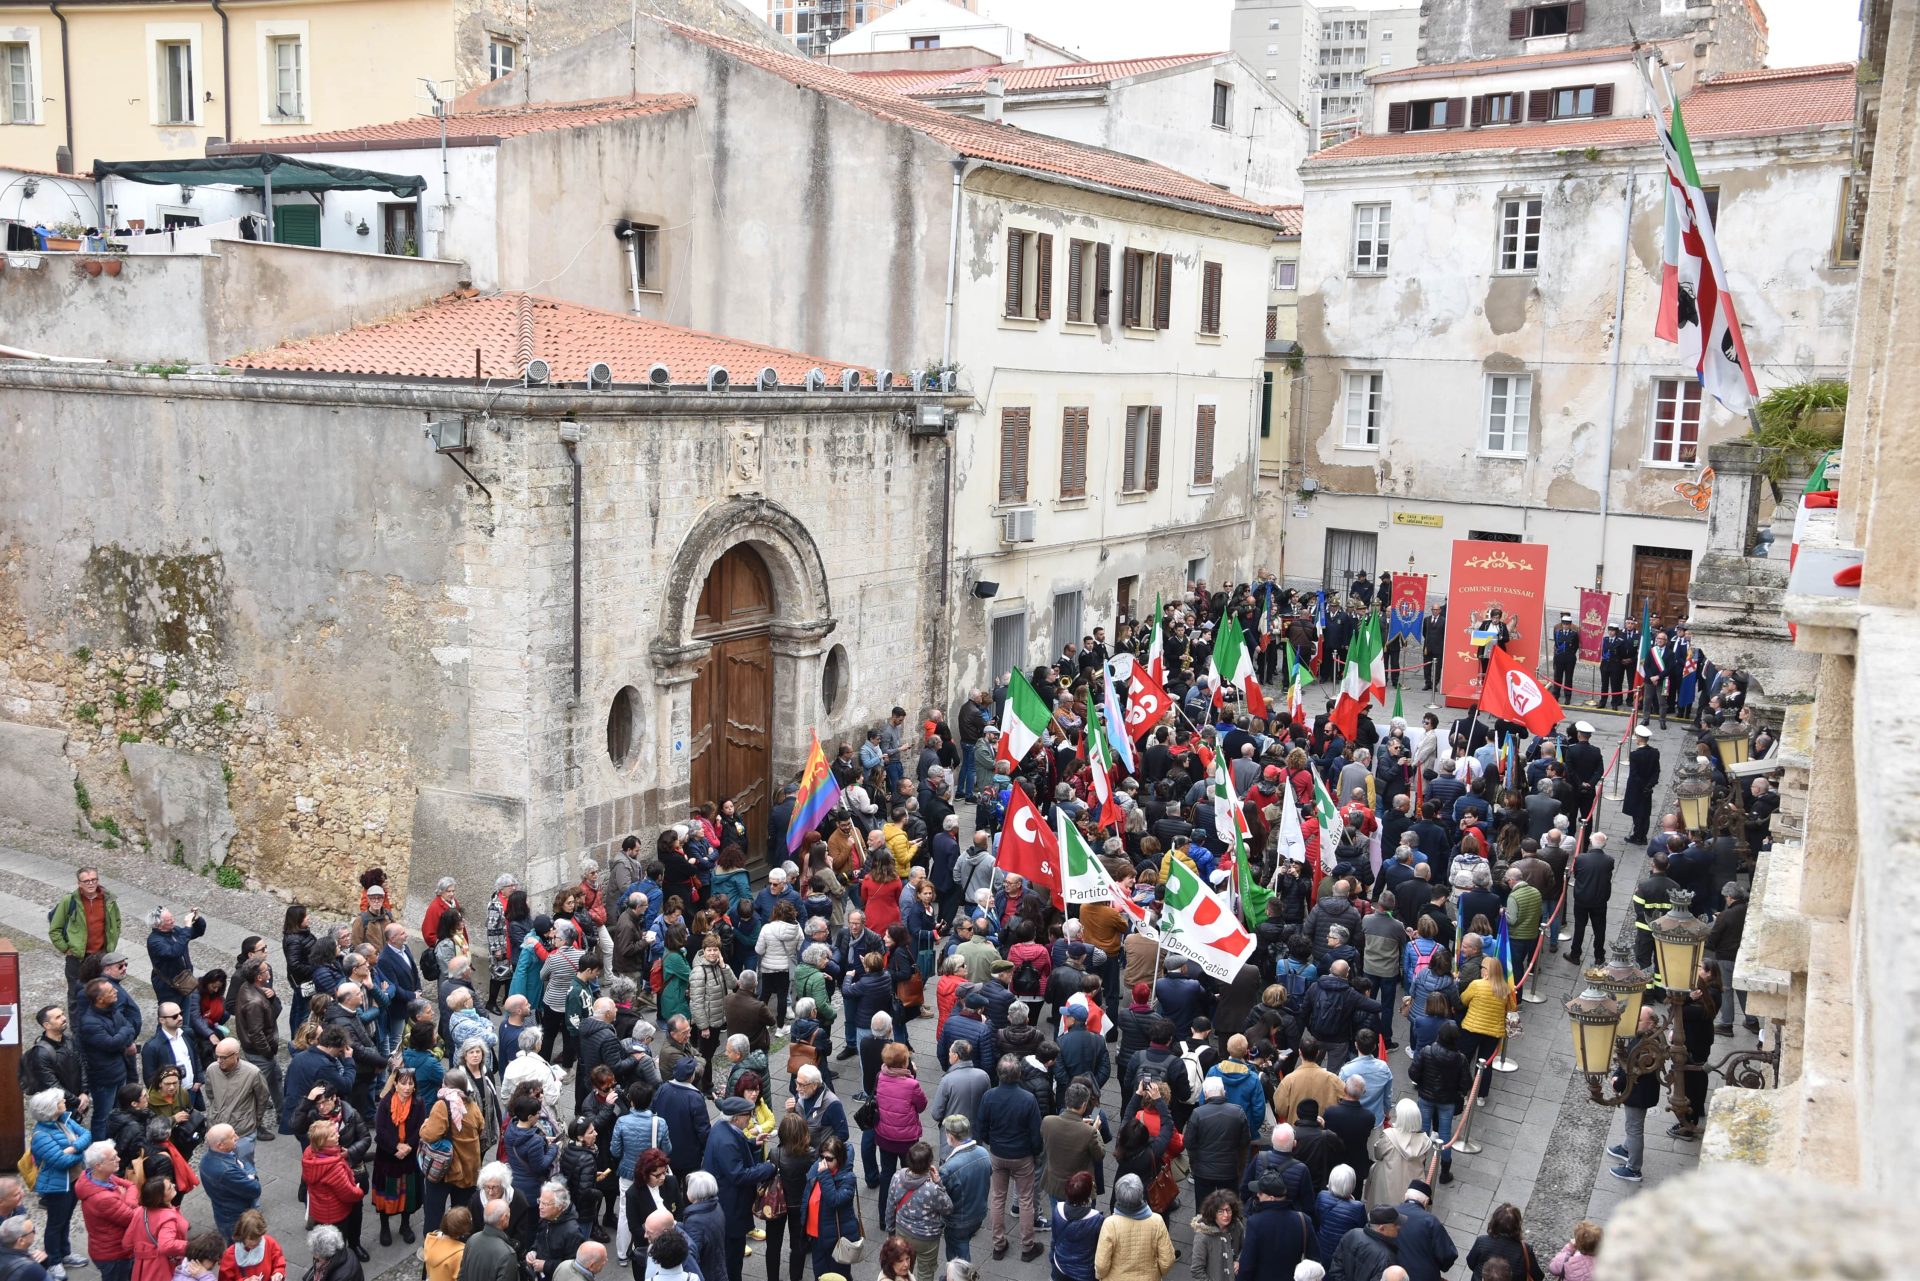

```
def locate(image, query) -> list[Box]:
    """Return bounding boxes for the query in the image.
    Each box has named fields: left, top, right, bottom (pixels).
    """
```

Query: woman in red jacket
left=120, top=1178, right=187, bottom=1281
left=301, top=1119, right=369, bottom=1262
left=77, top=1144, right=138, bottom=1281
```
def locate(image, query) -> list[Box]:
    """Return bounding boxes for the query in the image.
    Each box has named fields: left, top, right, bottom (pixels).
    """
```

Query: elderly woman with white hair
left=1365, top=1098, right=1436, bottom=1208
left=476, top=1159, right=537, bottom=1254
left=1093, top=1174, right=1174, bottom=1281
left=485, top=873, right=522, bottom=1013
left=1312, top=1164, right=1367, bottom=1261
left=28, top=1087, right=90, bottom=1273
left=306, top=1224, right=363, bottom=1281
left=502, top=1027, right=563, bottom=1112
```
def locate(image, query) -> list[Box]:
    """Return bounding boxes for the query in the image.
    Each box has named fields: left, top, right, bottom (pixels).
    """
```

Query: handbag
left=895, top=973, right=925, bottom=1009
left=418, top=1137, right=454, bottom=1184
left=169, top=970, right=198, bottom=996
left=852, top=1099, right=878, bottom=1131
left=785, top=1040, right=820, bottom=1077
left=831, top=1198, right=867, bottom=1266
left=1145, top=1165, right=1180, bottom=1214
left=754, top=1176, right=787, bottom=1221
left=16, top=1149, right=36, bottom=1190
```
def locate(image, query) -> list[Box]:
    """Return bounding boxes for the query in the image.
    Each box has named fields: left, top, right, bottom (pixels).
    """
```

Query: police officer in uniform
left=1550, top=612, right=1581, bottom=703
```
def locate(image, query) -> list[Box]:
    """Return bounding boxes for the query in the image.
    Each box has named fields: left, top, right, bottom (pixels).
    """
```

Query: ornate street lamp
left=1712, top=723, right=1752, bottom=770
left=1584, top=946, right=1651, bottom=1040
left=1566, top=985, right=1624, bottom=1079
left=1648, top=890, right=1712, bottom=990
left=1674, top=774, right=1714, bottom=836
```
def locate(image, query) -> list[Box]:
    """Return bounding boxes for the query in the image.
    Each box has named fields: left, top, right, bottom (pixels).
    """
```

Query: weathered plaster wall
left=1417, top=0, right=1765, bottom=71
left=950, top=170, right=1272, bottom=689
left=1289, top=129, right=1855, bottom=607
left=0, top=240, right=464, bottom=364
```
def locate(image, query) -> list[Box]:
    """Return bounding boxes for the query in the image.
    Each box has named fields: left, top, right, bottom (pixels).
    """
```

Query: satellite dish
left=756, top=367, right=779, bottom=391
left=707, top=366, right=730, bottom=391
left=523, top=359, right=551, bottom=386
left=646, top=364, right=670, bottom=388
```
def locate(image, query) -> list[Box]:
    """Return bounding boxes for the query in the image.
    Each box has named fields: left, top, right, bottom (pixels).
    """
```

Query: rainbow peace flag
left=786, top=731, right=843, bottom=854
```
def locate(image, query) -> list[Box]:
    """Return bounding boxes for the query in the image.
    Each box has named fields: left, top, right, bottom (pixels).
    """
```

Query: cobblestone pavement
left=0, top=696, right=1738, bottom=1279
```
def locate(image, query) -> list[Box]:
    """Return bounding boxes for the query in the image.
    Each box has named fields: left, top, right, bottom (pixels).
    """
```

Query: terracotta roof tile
left=216, top=94, right=696, bottom=153
left=1369, top=43, right=1641, bottom=84
left=911, top=54, right=1225, bottom=96
left=227, top=292, right=870, bottom=384
left=1270, top=204, right=1303, bottom=235
left=1309, top=63, right=1853, bottom=164
left=844, top=67, right=979, bottom=93
left=0, top=162, right=96, bottom=183
left=659, top=22, right=1278, bottom=222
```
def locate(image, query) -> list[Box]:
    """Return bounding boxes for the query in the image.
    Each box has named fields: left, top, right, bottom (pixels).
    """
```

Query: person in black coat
left=21, top=1006, right=87, bottom=1114
left=1394, top=1181, right=1457, bottom=1281
left=1321, top=1077, right=1377, bottom=1189
left=1465, top=1202, right=1541, bottom=1281
left=1621, top=728, right=1661, bottom=844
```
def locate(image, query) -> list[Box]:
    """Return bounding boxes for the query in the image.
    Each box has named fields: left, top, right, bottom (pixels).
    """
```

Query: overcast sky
left=986, top=0, right=1861, bottom=67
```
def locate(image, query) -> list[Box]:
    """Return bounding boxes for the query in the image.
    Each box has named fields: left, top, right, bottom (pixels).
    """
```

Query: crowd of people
left=10, top=581, right=1776, bottom=1281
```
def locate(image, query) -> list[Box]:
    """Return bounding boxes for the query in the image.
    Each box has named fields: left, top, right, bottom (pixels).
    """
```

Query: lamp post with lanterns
left=1563, top=893, right=1781, bottom=1124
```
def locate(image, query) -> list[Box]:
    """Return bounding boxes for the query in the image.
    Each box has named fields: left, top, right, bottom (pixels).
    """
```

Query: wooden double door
left=1630, top=546, right=1693, bottom=630
left=689, top=545, right=774, bottom=866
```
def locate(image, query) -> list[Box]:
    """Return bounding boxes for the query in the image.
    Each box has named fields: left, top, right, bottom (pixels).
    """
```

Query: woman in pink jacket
left=870, top=1041, right=926, bottom=1219
left=121, top=1178, right=187, bottom=1281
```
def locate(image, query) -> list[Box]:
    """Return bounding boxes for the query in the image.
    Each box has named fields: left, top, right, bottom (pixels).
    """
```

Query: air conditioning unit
left=1002, top=508, right=1037, bottom=544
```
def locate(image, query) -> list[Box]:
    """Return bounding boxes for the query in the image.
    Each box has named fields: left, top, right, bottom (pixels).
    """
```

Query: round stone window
left=821, top=645, right=850, bottom=718
left=606, top=685, right=641, bottom=767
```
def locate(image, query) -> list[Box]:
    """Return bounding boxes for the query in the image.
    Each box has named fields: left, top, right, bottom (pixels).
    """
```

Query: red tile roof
left=214, top=95, right=696, bottom=154
left=1270, top=204, right=1303, bottom=236
left=659, top=22, right=1279, bottom=222
left=844, top=67, right=981, bottom=94
left=1369, top=43, right=1641, bottom=84
left=910, top=54, right=1225, bottom=97
left=1308, top=63, right=1853, bottom=165
left=227, top=292, right=870, bottom=384
left=0, top=162, right=95, bottom=183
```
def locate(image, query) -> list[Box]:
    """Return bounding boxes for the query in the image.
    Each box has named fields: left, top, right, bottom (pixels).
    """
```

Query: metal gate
left=1322, top=529, right=1378, bottom=593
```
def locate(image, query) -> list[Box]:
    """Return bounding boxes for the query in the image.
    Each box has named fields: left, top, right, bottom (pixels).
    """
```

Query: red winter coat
left=122, top=1206, right=188, bottom=1281
left=77, top=1173, right=138, bottom=1262
left=219, top=1236, right=287, bottom=1281
left=300, top=1145, right=365, bottom=1226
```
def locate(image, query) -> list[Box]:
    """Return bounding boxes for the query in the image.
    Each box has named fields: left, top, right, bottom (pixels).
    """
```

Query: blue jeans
left=861, top=1128, right=880, bottom=1186
left=41, top=1191, right=74, bottom=1261
left=1417, top=1099, right=1456, bottom=1169
left=957, top=748, right=977, bottom=798
left=1543, top=896, right=1565, bottom=950
left=944, top=1223, right=977, bottom=1261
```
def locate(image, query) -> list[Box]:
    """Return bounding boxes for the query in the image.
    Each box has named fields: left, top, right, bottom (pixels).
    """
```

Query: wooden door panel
left=721, top=635, right=772, bottom=863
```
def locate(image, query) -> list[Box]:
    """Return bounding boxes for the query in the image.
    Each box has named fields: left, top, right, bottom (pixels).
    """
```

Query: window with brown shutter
left=1567, top=1, right=1585, bottom=32
left=999, top=407, right=1030, bottom=502
left=1122, top=407, right=1143, bottom=492
left=1387, top=101, right=1409, bottom=133
left=1200, top=261, right=1223, bottom=335
left=1095, top=242, right=1112, bottom=323
left=1145, top=406, right=1163, bottom=490
left=1508, top=7, right=1529, bottom=38
left=1035, top=233, right=1053, bottom=320
left=1193, top=404, right=1216, bottom=486
left=1059, top=407, right=1089, bottom=498
left=1005, top=229, right=1026, bottom=317
left=1066, top=239, right=1089, bottom=321
left=1122, top=249, right=1143, bottom=327
left=1153, top=253, right=1173, bottom=330
left=1526, top=90, right=1552, bottom=122
left=1592, top=83, right=1614, bottom=117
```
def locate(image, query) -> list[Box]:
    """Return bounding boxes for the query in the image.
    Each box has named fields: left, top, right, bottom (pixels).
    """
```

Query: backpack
left=418, top=948, right=443, bottom=982
left=1011, top=957, right=1043, bottom=998
left=648, top=958, right=665, bottom=995
left=1409, top=941, right=1436, bottom=978
left=1279, top=958, right=1313, bottom=1003
left=1175, top=1042, right=1206, bottom=1101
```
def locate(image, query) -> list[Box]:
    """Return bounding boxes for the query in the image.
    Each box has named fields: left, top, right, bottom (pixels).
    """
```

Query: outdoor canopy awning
left=91, top=154, right=426, bottom=197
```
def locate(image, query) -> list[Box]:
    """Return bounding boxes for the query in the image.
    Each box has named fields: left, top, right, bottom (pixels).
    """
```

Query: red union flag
left=1122, top=660, right=1173, bottom=741
left=1577, top=589, right=1612, bottom=664
left=998, top=783, right=1063, bottom=908
left=1481, top=644, right=1566, bottom=737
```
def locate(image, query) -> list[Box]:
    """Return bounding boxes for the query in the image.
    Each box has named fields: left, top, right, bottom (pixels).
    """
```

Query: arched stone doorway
left=650, top=499, right=836, bottom=873
left=688, top=546, right=774, bottom=862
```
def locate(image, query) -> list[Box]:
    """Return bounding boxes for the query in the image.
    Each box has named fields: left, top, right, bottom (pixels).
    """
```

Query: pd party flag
left=786, top=731, right=844, bottom=854
left=1058, top=812, right=1113, bottom=905
left=1480, top=644, right=1565, bottom=738
left=1159, top=857, right=1256, bottom=982
left=1083, top=703, right=1125, bottom=830
left=999, top=782, right=1063, bottom=908
left=996, top=667, right=1052, bottom=768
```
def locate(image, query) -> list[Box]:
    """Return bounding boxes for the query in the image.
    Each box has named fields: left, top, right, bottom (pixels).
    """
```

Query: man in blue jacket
left=652, top=1058, right=711, bottom=1188
left=1205, top=1035, right=1268, bottom=1141
left=75, top=977, right=140, bottom=1140
left=977, top=1056, right=1044, bottom=1263
left=1392, top=1179, right=1457, bottom=1281
left=198, top=1124, right=261, bottom=1241
left=702, top=1097, right=774, bottom=1281
left=1153, top=960, right=1208, bottom=1034
left=374, top=924, right=421, bottom=1053
left=280, top=1027, right=355, bottom=1134
left=1238, top=1168, right=1316, bottom=1280
left=936, top=992, right=997, bottom=1069
left=937, top=1114, right=991, bottom=1262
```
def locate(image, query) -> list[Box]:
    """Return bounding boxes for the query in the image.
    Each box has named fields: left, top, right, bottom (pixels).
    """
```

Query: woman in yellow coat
left=1458, top=954, right=1511, bottom=1101
left=1093, top=1174, right=1175, bottom=1281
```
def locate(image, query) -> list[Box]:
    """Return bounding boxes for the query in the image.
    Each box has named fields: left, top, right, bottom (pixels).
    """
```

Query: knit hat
left=672, top=1056, right=699, bottom=1081
left=1405, top=1178, right=1432, bottom=1204
left=1368, top=1206, right=1400, bottom=1225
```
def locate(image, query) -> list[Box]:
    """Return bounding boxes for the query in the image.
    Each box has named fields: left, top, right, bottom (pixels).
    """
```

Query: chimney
left=982, top=76, right=1005, bottom=123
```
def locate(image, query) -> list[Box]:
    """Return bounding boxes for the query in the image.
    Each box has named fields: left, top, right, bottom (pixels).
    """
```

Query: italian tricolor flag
left=1212, top=615, right=1267, bottom=718
left=1159, top=856, right=1256, bottom=982
left=1310, top=771, right=1340, bottom=895
left=1212, top=754, right=1272, bottom=928
left=1058, top=813, right=1142, bottom=923
left=1789, top=450, right=1840, bottom=636
left=1276, top=771, right=1308, bottom=867
left=1330, top=613, right=1380, bottom=740
left=1083, top=703, right=1125, bottom=829
left=996, top=667, right=1052, bottom=768
left=1145, top=593, right=1166, bottom=686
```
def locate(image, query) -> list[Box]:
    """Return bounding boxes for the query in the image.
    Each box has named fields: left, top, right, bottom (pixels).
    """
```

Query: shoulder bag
left=830, top=1194, right=867, bottom=1266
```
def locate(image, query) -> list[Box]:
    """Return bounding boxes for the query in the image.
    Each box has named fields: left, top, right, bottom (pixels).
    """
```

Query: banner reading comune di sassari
left=1440, top=539, right=1549, bottom=708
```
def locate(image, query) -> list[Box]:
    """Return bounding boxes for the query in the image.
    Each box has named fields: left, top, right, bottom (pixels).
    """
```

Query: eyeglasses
left=77, top=878, right=100, bottom=886
left=161, top=1014, right=183, bottom=1021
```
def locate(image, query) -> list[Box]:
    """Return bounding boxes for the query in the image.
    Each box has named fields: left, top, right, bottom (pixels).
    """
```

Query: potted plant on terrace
left=1749, top=378, right=1846, bottom=488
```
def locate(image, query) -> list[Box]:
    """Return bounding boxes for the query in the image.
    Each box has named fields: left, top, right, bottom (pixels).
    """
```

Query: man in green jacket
left=48, top=867, right=119, bottom=1005
left=791, top=944, right=836, bottom=1043
left=1502, top=868, right=1543, bottom=1003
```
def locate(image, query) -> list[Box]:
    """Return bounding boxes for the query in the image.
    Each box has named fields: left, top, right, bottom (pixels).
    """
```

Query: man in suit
left=375, top=923, right=421, bottom=1053
left=1325, top=606, right=1355, bottom=681
left=1621, top=726, right=1661, bottom=844
left=1641, top=630, right=1671, bottom=729
left=1421, top=603, right=1447, bottom=691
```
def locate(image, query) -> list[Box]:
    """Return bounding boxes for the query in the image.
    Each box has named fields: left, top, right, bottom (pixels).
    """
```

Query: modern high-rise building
left=768, top=0, right=980, bottom=57
left=1230, top=0, right=1420, bottom=138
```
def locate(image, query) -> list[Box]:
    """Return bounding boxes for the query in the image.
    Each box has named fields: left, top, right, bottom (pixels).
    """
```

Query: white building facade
left=1286, top=59, right=1858, bottom=622
left=1229, top=0, right=1419, bottom=142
